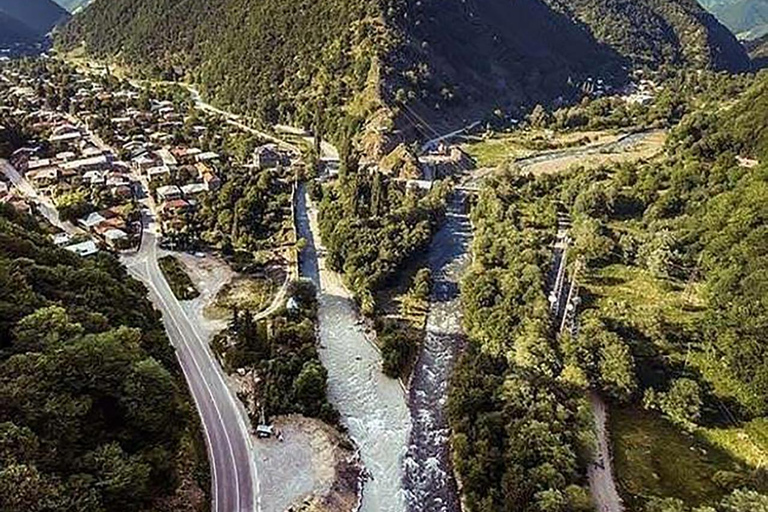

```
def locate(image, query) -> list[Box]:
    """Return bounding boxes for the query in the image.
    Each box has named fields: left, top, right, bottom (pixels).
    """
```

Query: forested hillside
left=0, top=205, right=208, bottom=510
left=58, top=0, right=749, bottom=155
left=451, top=70, right=768, bottom=512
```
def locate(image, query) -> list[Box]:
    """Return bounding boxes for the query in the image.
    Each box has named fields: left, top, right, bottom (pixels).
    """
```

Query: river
left=404, top=193, right=472, bottom=512
left=295, top=184, right=411, bottom=512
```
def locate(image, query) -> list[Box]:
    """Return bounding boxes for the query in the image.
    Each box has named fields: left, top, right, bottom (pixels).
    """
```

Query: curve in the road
left=126, top=230, right=259, bottom=512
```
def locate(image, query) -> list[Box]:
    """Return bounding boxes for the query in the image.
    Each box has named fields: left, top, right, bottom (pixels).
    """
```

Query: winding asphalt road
left=123, top=214, right=259, bottom=512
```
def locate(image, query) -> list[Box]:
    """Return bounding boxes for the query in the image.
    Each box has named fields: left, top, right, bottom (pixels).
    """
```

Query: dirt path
left=588, top=392, right=624, bottom=512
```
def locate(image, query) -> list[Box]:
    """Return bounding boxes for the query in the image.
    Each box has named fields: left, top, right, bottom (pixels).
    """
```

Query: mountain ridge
left=0, top=0, right=69, bottom=39
left=58, top=0, right=750, bottom=155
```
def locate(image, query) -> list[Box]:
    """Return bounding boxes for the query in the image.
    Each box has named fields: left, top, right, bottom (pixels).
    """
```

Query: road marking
left=138, top=257, right=244, bottom=511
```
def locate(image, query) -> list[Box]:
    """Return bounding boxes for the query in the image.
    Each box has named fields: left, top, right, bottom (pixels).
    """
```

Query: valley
left=1, top=2, right=768, bottom=512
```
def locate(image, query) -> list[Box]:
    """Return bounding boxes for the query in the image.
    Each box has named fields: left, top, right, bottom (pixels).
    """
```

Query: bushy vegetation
left=0, top=205, right=208, bottom=511
left=158, top=255, right=199, bottom=300
left=452, top=70, right=768, bottom=511
left=212, top=281, right=338, bottom=424
left=450, top=170, right=595, bottom=512
left=318, top=168, right=449, bottom=314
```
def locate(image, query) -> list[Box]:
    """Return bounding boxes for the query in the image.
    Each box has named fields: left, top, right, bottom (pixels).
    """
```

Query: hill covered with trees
left=58, top=0, right=749, bottom=156
left=451, top=69, right=768, bottom=512
left=0, top=204, right=208, bottom=510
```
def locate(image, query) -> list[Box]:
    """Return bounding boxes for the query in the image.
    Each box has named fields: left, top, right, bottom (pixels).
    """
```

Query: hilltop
left=58, top=0, right=750, bottom=156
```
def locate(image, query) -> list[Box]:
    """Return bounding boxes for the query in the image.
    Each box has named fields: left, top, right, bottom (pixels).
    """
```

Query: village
left=0, top=58, right=303, bottom=265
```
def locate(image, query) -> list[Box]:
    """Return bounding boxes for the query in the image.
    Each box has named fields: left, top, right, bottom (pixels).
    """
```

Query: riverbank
left=296, top=184, right=411, bottom=512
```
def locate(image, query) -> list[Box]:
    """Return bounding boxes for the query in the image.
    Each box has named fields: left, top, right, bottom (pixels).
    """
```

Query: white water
left=296, top=186, right=411, bottom=512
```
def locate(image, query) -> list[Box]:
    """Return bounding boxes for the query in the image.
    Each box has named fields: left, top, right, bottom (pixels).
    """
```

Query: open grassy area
left=585, top=263, right=705, bottom=328
left=204, top=275, right=276, bottom=320
left=702, top=418, right=768, bottom=469
left=159, top=255, right=200, bottom=300
left=611, top=407, right=751, bottom=509
left=461, top=129, right=623, bottom=168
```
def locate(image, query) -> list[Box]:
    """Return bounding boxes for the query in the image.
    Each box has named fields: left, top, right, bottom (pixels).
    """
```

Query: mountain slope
left=58, top=0, right=750, bottom=153
left=700, top=0, right=768, bottom=40
left=0, top=0, right=69, bottom=38
left=53, top=0, right=91, bottom=13
left=0, top=11, right=38, bottom=44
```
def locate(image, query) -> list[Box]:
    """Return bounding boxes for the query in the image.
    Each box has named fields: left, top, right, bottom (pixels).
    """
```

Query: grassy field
left=462, top=129, right=666, bottom=175
left=611, top=407, right=751, bottom=509
left=159, top=255, right=200, bottom=300
left=585, top=263, right=705, bottom=327
left=702, top=418, right=768, bottom=469
left=204, top=275, right=276, bottom=320
left=461, top=129, right=622, bottom=168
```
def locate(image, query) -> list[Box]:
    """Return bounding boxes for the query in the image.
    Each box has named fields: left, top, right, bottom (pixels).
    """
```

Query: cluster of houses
left=2, top=59, right=314, bottom=260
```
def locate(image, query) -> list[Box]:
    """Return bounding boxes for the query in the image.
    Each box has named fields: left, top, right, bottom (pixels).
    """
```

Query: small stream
left=296, top=185, right=411, bottom=512
left=403, top=193, right=472, bottom=512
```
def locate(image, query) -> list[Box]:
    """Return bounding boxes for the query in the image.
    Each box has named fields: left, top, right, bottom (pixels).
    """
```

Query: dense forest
left=317, top=167, right=449, bottom=314
left=451, top=71, right=768, bottom=511
left=58, top=0, right=750, bottom=157
left=0, top=205, right=208, bottom=511
left=212, top=281, right=338, bottom=425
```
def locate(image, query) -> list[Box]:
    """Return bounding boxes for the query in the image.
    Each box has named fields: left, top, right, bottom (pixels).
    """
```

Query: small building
left=160, top=198, right=192, bottom=217
left=156, top=148, right=178, bottom=168
left=181, top=183, right=208, bottom=197
left=65, top=240, right=99, bottom=257
left=79, top=211, right=107, bottom=230
left=49, top=131, right=82, bottom=144
left=253, top=145, right=280, bottom=169
left=103, top=228, right=129, bottom=249
left=83, top=170, right=106, bottom=186
left=156, top=185, right=183, bottom=202
left=26, top=167, right=59, bottom=186
left=51, top=232, right=73, bottom=246
left=196, top=163, right=221, bottom=191
left=147, top=166, right=171, bottom=182
left=195, top=151, right=220, bottom=163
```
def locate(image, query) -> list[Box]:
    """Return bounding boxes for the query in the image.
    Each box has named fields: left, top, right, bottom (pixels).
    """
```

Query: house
left=160, top=198, right=191, bottom=215
left=83, top=170, right=106, bottom=186
left=106, top=172, right=130, bottom=188
left=103, top=228, right=129, bottom=249
left=147, top=166, right=171, bottom=182
left=253, top=145, right=280, bottom=169
left=80, top=212, right=107, bottom=230
left=133, top=154, right=157, bottom=171
left=65, top=240, right=99, bottom=257
left=61, top=155, right=110, bottom=173
left=181, top=183, right=208, bottom=197
left=156, top=185, right=182, bottom=202
left=196, top=163, right=221, bottom=191
left=51, top=232, right=73, bottom=246
left=156, top=148, right=178, bottom=168
left=26, top=167, right=59, bottom=186
left=49, top=131, right=82, bottom=144
left=55, top=151, right=77, bottom=162
left=26, top=158, right=52, bottom=171
left=195, top=151, right=220, bottom=163
left=172, top=147, right=203, bottom=164
left=112, top=184, right=133, bottom=200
